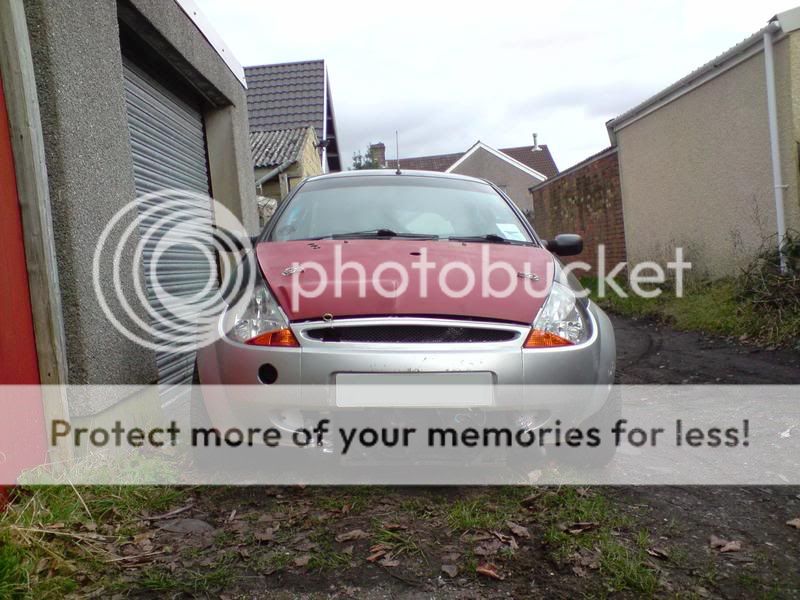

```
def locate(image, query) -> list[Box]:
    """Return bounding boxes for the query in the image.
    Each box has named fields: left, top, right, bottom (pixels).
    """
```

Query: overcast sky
left=194, top=0, right=798, bottom=171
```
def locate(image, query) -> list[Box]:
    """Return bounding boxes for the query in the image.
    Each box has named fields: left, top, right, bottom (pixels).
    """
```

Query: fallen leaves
left=572, top=565, right=587, bottom=578
left=293, top=539, right=318, bottom=552
left=474, top=538, right=502, bottom=557
left=366, top=543, right=390, bottom=563
left=570, top=549, right=600, bottom=571
left=709, top=534, right=726, bottom=549
left=335, top=529, right=370, bottom=542
left=472, top=528, right=521, bottom=558
left=646, top=547, right=670, bottom=560
left=293, top=554, right=311, bottom=567
left=520, top=492, right=542, bottom=509
left=476, top=562, right=504, bottom=580
left=563, top=521, right=599, bottom=535
left=254, top=528, right=276, bottom=543
left=709, top=535, right=742, bottom=553
left=719, top=540, right=742, bottom=553
left=506, top=521, right=530, bottom=539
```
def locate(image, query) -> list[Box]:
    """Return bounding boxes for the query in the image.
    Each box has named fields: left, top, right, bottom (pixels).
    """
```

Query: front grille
left=305, top=324, right=518, bottom=344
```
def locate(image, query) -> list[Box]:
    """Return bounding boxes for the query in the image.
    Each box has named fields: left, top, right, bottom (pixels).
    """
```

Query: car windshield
left=268, top=175, right=535, bottom=243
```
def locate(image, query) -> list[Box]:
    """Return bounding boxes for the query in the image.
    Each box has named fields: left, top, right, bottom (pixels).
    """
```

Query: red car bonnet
left=256, top=239, right=554, bottom=325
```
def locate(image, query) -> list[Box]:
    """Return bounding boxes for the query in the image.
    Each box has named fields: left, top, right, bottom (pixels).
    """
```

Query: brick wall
left=529, top=147, right=626, bottom=270
left=369, top=143, right=386, bottom=167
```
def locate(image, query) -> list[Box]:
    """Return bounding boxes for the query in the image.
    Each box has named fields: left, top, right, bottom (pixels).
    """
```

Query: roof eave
left=445, top=141, right=548, bottom=181
left=174, top=0, right=246, bottom=87
left=529, top=146, right=617, bottom=192
left=606, top=8, right=800, bottom=139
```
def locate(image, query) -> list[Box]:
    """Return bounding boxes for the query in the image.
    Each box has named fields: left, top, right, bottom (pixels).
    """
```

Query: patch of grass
left=0, top=540, right=28, bottom=599
left=668, top=545, right=689, bottom=568
left=581, top=276, right=740, bottom=333
left=536, top=488, right=658, bottom=596
left=307, top=532, right=352, bottom=571
left=736, top=571, right=762, bottom=590
left=248, top=548, right=294, bottom=575
left=373, top=528, right=423, bottom=558
left=398, top=497, right=436, bottom=519
left=462, top=551, right=478, bottom=574
left=443, top=487, right=532, bottom=532
left=312, top=486, right=382, bottom=515
left=269, top=550, right=295, bottom=570
left=598, top=537, right=659, bottom=595
left=137, top=557, right=234, bottom=595
left=540, top=487, right=623, bottom=527
left=8, top=485, right=184, bottom=528
left=635, top=529, right=651, bottom=549
left=498, top=544, right=517, bottom=559
left=446, top=498, right=508, bottom=532
left=0, top=485, right=187, bottom=598
left=488, top=485, right=533, bottom=507
left=700, top=560, right=719, bottom=586
left=214, top=530, right=236, bottom=548
left=580, top=268, right=800, bottom=348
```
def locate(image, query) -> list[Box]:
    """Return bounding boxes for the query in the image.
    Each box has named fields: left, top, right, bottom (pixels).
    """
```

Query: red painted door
left=0, top=71, right=46, bottom=501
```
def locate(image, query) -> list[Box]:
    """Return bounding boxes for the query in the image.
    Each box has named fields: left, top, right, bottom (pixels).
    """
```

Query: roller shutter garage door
left=122, top=59, right=216, bottom=387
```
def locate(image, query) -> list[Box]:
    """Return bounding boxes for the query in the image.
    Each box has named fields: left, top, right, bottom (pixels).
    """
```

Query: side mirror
left=546, top=234, right=583, bottom=257
left=212, top=226, right=258, bottom=252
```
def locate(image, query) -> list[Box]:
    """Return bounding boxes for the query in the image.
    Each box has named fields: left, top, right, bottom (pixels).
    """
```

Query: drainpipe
left=255, top=160, right=293, bottom=189
left=763, top=22, right=788, bottom=273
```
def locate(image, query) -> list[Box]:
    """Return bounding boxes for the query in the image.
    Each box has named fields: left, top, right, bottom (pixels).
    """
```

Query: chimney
left=369, top=143, right=386, bottom=167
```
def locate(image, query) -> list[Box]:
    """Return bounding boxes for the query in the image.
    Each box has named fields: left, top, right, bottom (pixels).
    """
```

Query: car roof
left=305, top=169, right=491, bottom=185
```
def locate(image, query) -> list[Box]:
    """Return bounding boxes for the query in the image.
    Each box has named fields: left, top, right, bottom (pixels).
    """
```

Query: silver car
left=195, top=170, right=616, bottom=464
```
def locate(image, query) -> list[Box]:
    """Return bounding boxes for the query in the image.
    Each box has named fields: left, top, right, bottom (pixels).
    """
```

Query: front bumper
left=195, top=303, right=616, bottom=427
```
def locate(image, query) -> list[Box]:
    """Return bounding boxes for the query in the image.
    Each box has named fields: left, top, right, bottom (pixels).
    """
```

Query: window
left=270, top=175, right=532, bottom=243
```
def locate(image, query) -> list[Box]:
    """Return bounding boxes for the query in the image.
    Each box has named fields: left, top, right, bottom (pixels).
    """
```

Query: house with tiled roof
left=250, top=126, right=321, bottom=203
left=244, top=59, right=341, bottom=173
left=379, top=140, right=559, bottom=215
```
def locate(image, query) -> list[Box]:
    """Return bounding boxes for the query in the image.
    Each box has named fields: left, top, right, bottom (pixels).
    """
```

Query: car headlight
left=223, top=279, right=299, bottom=347
left=524, top=281, right=590, bottom=348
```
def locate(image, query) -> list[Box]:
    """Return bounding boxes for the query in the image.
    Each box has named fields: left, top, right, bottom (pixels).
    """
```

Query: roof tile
left=244, top=60, right=340, bottom=170
left=249, top=127, right=312, bottom=168
left=496, top=145, right=559, bottom=178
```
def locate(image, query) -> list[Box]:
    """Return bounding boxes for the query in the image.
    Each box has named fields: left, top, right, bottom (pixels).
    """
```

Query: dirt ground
left=113, top=314, right=800, bottom=599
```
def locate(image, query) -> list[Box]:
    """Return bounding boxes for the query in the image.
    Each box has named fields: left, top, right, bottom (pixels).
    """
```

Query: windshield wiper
left=318, top=229, right=438, bottom=240
left=447, top=234, right=533, bottom=245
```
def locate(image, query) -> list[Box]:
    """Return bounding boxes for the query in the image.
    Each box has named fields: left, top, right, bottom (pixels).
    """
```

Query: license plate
left=334, top=372, right=494, bottom=407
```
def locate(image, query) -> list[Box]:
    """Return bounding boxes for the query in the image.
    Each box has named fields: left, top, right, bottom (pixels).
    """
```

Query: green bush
left=734, top=231, right=800, bottom=345
left=580, top=234, right=800, bottom=349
